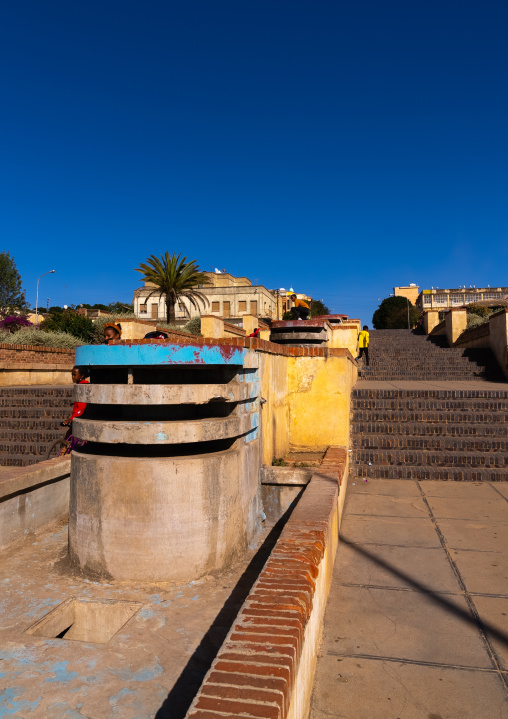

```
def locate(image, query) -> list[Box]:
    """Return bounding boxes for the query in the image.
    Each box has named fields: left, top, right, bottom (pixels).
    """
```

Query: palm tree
left=134, top=253, right=211, bottom=323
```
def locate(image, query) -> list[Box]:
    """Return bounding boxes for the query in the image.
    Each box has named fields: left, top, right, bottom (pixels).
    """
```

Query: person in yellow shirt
left=290, top=294, right=310, bottom=320
left=357, top=325, right=370, bottom=369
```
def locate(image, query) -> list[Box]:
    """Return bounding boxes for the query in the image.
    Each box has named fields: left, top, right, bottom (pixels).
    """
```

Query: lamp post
left=35, top=270, right=55, bottom=326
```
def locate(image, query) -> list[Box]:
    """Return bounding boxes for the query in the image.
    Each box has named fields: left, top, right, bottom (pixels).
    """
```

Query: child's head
left=363, top=325, right=368, bottom=330
left=104, top=322, right=122, bottom=344
left=71, top=366, right=89, bottom=383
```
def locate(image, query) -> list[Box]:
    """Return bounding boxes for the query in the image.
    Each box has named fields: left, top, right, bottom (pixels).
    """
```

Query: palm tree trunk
left=166, top=299, right=176, bottom=324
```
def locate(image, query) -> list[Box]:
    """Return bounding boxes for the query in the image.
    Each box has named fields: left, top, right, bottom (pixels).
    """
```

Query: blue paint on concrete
left=43, top=661, right=79, bottom=684
left=139, top=608, right=157, bottom=619
left=114, top=662, right=163, bottom=682
left=154, top=432, right=169, bottom=441
left=0, top=687, right=40, bottom=717
left=76, top=343, right=245, bottom=367
left=110, top=688, right=135, bottom=705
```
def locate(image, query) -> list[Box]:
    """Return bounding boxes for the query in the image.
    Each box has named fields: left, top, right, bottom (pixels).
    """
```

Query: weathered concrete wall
left=489, top=309, right=508, bottom=379
left=288, top=352, right=356, bottom=451
left=445, top=307, right=467, bottom=346
left=424, top=310, right=441, bottom=334
left=0, top=458, right=71, bottom=550
left=328, top=324, right=359, bottom=355
left=258, top=350, right=291, bottom=464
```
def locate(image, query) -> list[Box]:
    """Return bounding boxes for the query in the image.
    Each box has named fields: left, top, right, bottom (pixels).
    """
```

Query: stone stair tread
left=352, top=435, right=508, bottom=451
left=352, top=465, right=507, bottom=481
left=351, top=421, right=507, bottom=437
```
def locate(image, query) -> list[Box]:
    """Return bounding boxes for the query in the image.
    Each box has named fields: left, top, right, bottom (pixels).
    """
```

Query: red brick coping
left=186, top=446, right=348, bottom=719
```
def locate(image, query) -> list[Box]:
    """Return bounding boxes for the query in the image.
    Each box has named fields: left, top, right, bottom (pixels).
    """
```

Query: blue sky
left=1, top=1, right=507, bottom=323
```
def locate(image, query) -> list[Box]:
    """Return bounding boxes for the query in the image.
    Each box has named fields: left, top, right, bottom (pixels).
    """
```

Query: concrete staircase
left=0, top=386, right=73, bottom=467
left=351, top=330, right=508, bottom=481
left=357, top=329, right=504, bottom=381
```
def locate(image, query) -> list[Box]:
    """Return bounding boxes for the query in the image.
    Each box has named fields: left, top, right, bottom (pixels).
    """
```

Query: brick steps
left=0, top=386, right=73, bottom=467
left=351, top=421, right=507, bottom=438
left=353, top=465, right=507, bottom=482
left=350, top=329, right=507, bottom=481
left=352, top=435, right=508, bottom=452
left=352, top=409, right=507, bottom=423
left=357, top=329, right=504, bottom=382
left=353, top=448, right=507, bottom=468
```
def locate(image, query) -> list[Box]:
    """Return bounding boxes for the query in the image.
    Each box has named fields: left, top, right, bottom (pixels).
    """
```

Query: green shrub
left=467, top=303, right=491, bottom=318
left=272, top=457, right=289, bottom=466
left=42, top=312, right=94, bottom=342
left=0, top=328, right=84, bottom=349
left=183, top=317, right=201, bottom=336
left=466, top=314, right=490, bottom=330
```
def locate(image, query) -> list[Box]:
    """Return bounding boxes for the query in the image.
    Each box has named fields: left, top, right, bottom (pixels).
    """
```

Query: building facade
left=394, top=285, right=508, bottom=311
left=134, top=271, right=278, bottom=322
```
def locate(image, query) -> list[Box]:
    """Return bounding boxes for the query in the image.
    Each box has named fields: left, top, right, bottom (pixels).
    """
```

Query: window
left=211, top=302, right=220, bottom=312
left=451, top=294, right=463, bottom=305
left=238, top=301, right=247, bottom=313
left=139, top=303, right=147, bottom=313
left=223, top=301, right=230, bottom=318
left=482, top=293, right=499, bottom=300
left=423, top=295, right=432, bottom=306
left=434, top=295, right=447, bottom=305
left=250, top=301, right=258, bottom=315
left=464, top=294, right=476, bottom=304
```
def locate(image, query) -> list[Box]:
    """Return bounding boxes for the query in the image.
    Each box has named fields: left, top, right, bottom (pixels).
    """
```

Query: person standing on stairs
left=357, top=325, right=370, bottom=369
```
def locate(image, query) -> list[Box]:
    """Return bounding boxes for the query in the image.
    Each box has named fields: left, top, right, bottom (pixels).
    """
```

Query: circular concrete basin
left=73, top=413, right=257, bottom=444
left=75, top=382, right=253, bottom=405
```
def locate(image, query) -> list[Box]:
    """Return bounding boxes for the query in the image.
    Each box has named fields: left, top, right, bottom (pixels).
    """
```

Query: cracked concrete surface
left=310, top=479, right=508, bottom=719
left=0, top=519, right=274, bottom=719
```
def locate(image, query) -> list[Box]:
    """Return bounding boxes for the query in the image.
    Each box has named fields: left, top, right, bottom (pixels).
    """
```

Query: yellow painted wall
left=258, top=352, right=291, bottom=464
left=328, top=325, right=359, bottom=356
left=287, top=355, right=356, bottom=451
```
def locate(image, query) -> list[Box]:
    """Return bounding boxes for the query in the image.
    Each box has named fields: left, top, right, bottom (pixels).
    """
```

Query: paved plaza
left=311, top=479, right=508, bottom=718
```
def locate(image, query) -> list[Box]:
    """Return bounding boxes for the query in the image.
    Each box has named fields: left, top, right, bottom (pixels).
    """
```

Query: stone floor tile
left=450, top=549, right=508, bottom=595
left=337, top=542, right=462, bottom=593
left=310, top=656, right=508, bottom=719
left=427, top=496, right=508, bottom=521
left=419, top=481, right=497, bottom=499
left=438, top=518, right=508, bottom=552
left=341, top=515, right=441, bottom=549
left=473, top=595, right=508, bottom=671
left=345, top=492, right=429, bottom=518
left=323, top=584, right=492, bottom=668
left=349, top=478, right=421, bottom=498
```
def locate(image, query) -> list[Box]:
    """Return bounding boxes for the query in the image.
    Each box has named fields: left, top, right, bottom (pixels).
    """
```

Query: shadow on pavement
left=340, top=536, right=508, bottom=648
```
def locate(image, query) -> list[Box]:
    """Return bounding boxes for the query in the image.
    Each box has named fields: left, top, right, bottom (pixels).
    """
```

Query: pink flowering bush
left=0, top=315, right=33, bottom=333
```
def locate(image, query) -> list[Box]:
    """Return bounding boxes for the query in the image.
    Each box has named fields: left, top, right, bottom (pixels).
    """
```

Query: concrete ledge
left=186, top=446, right=348, bottom=719
left=260, top=466, right=314, bottom=485
left=0, top=458, right=71, bottom=551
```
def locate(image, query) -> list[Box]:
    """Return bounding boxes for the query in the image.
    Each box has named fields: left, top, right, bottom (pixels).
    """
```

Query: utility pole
left=35, top=270, right=55, bottom=326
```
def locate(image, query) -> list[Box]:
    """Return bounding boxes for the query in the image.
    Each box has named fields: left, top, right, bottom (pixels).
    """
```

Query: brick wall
left=186, top=447, right=348, bottom=719
left=0, top=344, right=75, bottom=370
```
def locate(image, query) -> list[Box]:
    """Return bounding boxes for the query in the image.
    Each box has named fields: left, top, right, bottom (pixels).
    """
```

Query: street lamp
left=35, top=270, right=55, bottom=326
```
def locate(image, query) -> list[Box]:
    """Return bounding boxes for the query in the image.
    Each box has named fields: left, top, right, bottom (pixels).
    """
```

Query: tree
left=0, top=251, right=28, bottom=312
left=42, top=311, right=94, bottom=342
left=373, top=296, right=420, bottom=329
left=310, top=299, right=330, bottom=317
left=134, top=253, right=211, bottom=323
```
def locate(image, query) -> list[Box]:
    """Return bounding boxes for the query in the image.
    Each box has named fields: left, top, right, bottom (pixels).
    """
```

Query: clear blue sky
left=1, top=1, right=507, bottom=323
